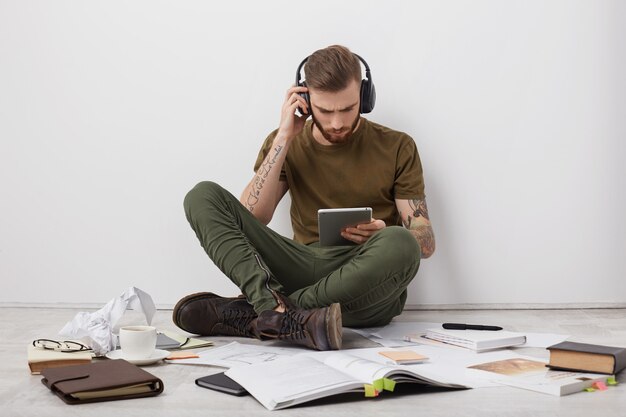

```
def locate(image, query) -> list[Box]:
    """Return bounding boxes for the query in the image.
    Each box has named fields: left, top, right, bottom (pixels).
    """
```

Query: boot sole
left=172, top=292, right=221, bottom=332
left=326, top=303, right=343, bottom=350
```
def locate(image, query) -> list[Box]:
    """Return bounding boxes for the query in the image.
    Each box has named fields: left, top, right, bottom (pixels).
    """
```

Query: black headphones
left=295, top=53, right=376, bottom=114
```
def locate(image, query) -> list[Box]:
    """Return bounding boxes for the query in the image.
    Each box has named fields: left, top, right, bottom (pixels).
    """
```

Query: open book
left=225, top=349, right=470, bottom=410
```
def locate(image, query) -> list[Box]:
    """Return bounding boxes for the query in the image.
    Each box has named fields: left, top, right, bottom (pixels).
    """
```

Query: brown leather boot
left=254, top=294, right=342, bottom=351
left=172, top=292, right=258, bottom=337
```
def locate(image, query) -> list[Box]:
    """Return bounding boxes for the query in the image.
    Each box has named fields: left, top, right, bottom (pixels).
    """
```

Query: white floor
left=2, top=307, right=626, bottom=417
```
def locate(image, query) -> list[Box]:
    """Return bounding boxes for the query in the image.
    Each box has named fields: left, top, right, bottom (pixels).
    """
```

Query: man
left=174, top=45, right=434, bottom=351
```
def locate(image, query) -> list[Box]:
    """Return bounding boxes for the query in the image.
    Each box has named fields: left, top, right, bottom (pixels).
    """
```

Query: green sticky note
left=383, top=378, right=396, bottom=392
left=364, top=384, right=378, bottom=397
left=584, top=387, right=596, bottom=392
left=373, top=379, right=384, bottom=392
left=607, top=377, right=618, bottom=386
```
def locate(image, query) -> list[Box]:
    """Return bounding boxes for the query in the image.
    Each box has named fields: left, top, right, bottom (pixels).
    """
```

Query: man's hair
left=304, top=45, right=362, bottom=92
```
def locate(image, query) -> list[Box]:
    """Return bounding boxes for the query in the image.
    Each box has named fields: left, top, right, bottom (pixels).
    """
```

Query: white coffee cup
left=118, top=325, right=157, bottom=360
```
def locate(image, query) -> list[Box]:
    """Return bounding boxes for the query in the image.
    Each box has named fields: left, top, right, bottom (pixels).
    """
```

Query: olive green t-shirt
left=254, top=118, right=425, bottom=244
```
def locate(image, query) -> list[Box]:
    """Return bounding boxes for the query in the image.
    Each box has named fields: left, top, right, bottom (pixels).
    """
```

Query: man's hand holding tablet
left=318, top=208, right=385, bottom=246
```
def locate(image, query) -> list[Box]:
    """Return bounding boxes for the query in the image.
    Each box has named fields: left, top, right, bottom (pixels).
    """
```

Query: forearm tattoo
left=408, top=199, right=430, bottom=221
left=245, top=145, right=283, bottom=211
left=401, top=199, right=435, bottom=258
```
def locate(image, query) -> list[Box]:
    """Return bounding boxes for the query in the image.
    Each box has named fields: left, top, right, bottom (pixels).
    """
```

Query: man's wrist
left=273, top=132, right=292, bottom=146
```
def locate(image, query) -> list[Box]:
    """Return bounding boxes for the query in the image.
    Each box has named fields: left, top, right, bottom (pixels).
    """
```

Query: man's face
left=309, top=79, right=361, bottom=144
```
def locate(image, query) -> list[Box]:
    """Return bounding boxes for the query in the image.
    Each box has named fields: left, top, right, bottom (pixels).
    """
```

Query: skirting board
left=403, top=302, right=626, bottom=310
left=1, top=302, right=625, bottom=310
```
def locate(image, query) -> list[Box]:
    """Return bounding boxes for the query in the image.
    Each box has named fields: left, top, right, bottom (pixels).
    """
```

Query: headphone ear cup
left=360, top=79, right=376, bottom=114
left=301, top=91, right=311, bottom=110
left=297, top=81, right=311, bottom=114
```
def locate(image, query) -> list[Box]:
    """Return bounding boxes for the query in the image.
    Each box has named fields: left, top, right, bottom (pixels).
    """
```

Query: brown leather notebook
left=41, top=359, right=164, bottom=404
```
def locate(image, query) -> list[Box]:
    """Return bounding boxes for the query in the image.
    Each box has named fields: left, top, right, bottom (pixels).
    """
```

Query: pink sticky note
left=592, top=381, right=608, bottom=391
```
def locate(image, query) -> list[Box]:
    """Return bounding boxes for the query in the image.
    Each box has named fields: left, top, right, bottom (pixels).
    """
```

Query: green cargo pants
left=183, top=181, right=421, bottom=327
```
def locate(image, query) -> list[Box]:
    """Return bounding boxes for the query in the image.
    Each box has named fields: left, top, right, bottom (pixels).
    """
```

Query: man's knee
left=373, top=226, right=421, bottom=267
left=183, top=181, right=224, bottom=213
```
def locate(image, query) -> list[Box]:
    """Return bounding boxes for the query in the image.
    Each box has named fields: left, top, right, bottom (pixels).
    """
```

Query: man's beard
left=312, top=113, right=361, bottom=144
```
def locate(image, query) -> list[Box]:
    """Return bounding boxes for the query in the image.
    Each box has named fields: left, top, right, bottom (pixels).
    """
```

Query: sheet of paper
left=165, top=341, right=302, bottom=368
left=351, top=321, right=442, bottom=347
left=373, top=338, right=423, bottom=348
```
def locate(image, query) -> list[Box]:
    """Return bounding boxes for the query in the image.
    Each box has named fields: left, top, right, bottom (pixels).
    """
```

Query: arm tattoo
left=401, top=199, right=435, bottom=258
left=407, top=222, right=435, bottom=258
left=408, top=199, right=430, bottom=220
left=245, top=145, right=283, bottom=211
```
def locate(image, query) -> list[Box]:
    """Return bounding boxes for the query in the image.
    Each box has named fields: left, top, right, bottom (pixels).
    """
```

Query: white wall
left=1, top=0, right=624, bottom=307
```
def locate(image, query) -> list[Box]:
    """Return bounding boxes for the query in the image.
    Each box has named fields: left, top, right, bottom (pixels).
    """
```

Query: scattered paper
left=58, top=287, right=156, bottom=356
left=165, top=341, right=302, bottom=368
left=351, top=321, right=441, bottom=347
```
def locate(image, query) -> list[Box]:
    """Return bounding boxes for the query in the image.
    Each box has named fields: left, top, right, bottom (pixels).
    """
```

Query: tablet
left=196, top=372, right=248, bottom=396
left=318, top=207, right=372, bottom=246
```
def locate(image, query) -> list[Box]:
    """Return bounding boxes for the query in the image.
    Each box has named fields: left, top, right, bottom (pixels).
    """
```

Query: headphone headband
left=295, top=54, right=373, bottom=88
left=295, top=52, right=376, bottom=114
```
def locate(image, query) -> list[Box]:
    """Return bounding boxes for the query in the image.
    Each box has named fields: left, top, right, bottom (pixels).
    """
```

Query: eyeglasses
left=32, top=339, right=92, bottom=353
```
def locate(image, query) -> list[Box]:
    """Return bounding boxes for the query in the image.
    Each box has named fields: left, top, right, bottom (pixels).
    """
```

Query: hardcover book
left=547, top=341, right=626, bottom=375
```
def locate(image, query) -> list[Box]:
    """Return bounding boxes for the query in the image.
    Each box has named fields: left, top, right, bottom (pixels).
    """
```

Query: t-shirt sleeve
left=253, top=129, right=287, bottom=181
left=394, top=135, right=425, bottom=200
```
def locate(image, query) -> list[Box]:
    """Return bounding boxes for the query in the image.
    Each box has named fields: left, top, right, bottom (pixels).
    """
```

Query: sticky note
left=607, top=377, right=618, bottom=386
left=373, top=379, right=384, bottom=392
left=364, top=384, right=379, bottom=397
left=383, top=378, right=396, bottom=392
left=592, top=381, right=608, bottom=391
left=378, top=350, right=428, bottom=364
left=584, top=387, right=596, bottom=392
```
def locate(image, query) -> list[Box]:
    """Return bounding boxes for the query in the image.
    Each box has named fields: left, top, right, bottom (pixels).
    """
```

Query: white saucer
left=105, top=349, right=170, bottom=365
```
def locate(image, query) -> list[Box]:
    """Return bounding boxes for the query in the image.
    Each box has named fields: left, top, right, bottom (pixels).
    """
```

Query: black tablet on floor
left=196, top=372, right=248, bottom=396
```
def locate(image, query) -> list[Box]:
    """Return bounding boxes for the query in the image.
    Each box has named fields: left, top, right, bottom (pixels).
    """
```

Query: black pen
left=442, top=323, right=503, bottom=331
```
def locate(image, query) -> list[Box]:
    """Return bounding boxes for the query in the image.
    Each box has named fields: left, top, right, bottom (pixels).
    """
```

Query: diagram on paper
left=165, top=341, right=302, bottom=368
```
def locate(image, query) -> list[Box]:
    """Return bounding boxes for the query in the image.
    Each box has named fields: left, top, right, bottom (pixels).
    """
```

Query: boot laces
left=222, top=308, right=257, bottom=336
left=278, top=309, right=306, bottom=340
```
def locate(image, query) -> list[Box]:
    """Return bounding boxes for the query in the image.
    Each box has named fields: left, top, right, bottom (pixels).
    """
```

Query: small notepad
left=378, top=350, right=428, bottom=365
